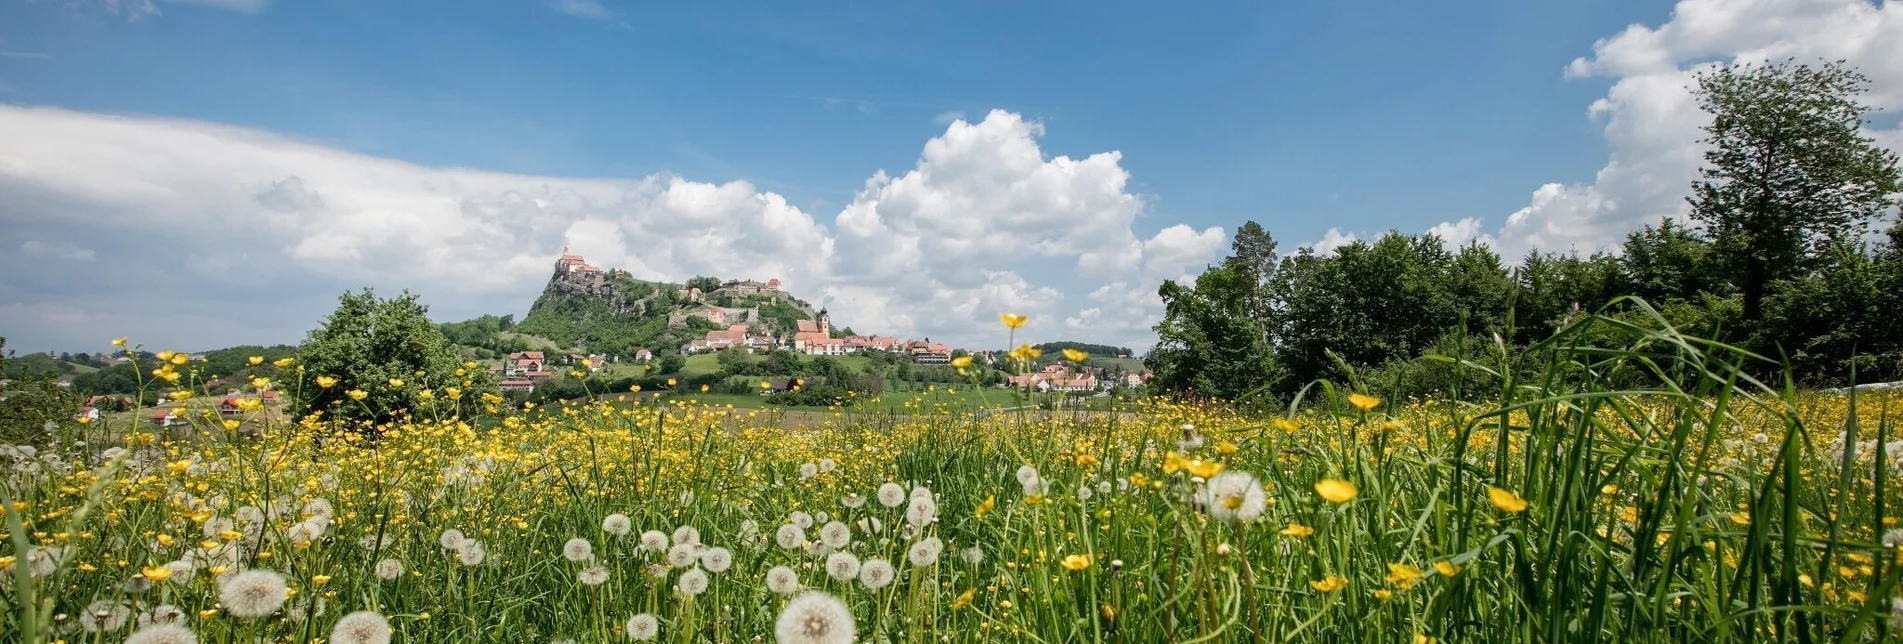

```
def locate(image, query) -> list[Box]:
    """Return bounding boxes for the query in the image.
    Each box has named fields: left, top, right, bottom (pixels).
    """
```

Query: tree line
left=1147, top=59, right=1902, bottom=402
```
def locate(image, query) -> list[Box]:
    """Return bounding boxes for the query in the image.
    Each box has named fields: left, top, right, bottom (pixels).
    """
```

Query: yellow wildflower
left=999, top=313, right=1027, bottom=329
left=1488, top=486, right=1529, bottom=513
left=1347, top=393, right=1381, bottom=411
left=1315, top=478, right=1358, bottom=504
left=1310, top=575, right=1348, bottom=593
left=1059, top=554, right=1091, bottom=571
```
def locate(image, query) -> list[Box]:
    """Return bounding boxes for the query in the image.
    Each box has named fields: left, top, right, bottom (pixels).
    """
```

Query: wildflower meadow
left=3, top=311, right=1902, bottom=643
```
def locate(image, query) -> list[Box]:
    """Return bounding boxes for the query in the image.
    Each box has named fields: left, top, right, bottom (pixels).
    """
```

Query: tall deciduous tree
left=1146, top=259, right=1282, bottom=401
left=1687, top=59, right=1902, bottom=323
left=293, top=289, right=497, bottom=432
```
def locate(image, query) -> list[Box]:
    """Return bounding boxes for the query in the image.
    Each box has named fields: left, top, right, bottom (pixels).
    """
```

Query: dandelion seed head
left=640, top=530, right=670, bottom=552
left=700, top=547, right=733, bottom=573
left=375, top=558, right=404, bottom=581
left=825, top=551, right=861, bottom=581
left=219, top=569, right=289, bottom=618
left=602, top=513, right=633, bottom=536
left=858, top=559, right=895, bottom=590
left=876, top=483, right=905, bottom=508
left=328, top=610, right=391, bottom=644
left=124, top=623, right=197, bottom=644
left=776, top=523, right=807, bottom=550
left=775, top=592, right=855, bottom=644
left=908, top=537, right=943, bottom=567
left=677, top=568, right=710, bottom=596
left=562, top=538, right=594, bottom=563
left=766, top=565, right=801, bottom=594
left=625, top=613, right=660, bottom=640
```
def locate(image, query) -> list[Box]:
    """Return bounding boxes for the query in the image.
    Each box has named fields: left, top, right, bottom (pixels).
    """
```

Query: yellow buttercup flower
left=141, top=565, right=174, bottom=582
left=1059, top=554, right=1091, bottom=571
left=273, top=357, right=295, bottom=368
left=388, top=378, right=404, bottom=388
left=1346, top=393, right=1381, bottom=411
left=1488, top=486, right=1529, bottom=513
left=1185, top=459, right=1224, bottom=479
left=1315, top=478, right=1358, bottom=504
left=999, top=313, right=1027, bottom=329
left=950, top=588, right=975, bottom=610
left=1385, top=562, right=1423, bottom=589
left=950, top=355, right=973, bottom=369
left=112, top=337, right=128, bottom=347
left=1279, top=523, right=1314, bottom=538
left=248, top=356, right=264, bottom=366
left=1273, top=418, right=1301, bottom=432
left=1062, top=348, right=1088, bottom=363
left=1310, top=575, right=1348, bottom=593
left=315, top=375, right=338, bottom=388
left=346, top=389, right=369, bottom=401
left=1433, top=561, right=1461, bottom=576
left=974, top=495, right=996, bottom=518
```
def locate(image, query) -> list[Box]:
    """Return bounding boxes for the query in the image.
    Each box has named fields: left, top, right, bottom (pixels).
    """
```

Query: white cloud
left=933, top=111, right=966, bottom=125
left=1442, top=0, right=1903, bottom=260
left=0, top=106, right=1224, bottom=352
left=19, top=240, right=96, bottom=261
left=1309, top=227, right=1359, bottom=255
left=1427, top=217, right=1493, bottom=249
left=545, top=0, right=615, bottom=20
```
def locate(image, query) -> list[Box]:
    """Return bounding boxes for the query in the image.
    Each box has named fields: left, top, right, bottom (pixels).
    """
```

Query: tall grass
left=1, top=307, right=1899, bottom=642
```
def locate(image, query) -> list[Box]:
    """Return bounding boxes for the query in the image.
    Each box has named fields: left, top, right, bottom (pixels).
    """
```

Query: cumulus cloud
left=0, top=105, right=1224, bottom=352
left=1440, top=0, right=1903, bottom=260
left=1309, top=228, right=1359, bottom=255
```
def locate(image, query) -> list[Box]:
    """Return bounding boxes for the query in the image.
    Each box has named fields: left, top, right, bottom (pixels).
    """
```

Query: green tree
left=1687, top=59, right=1902, bottom=322
left=1147, top=259, right=1282, bottom=400
left=1620, top=218, right=1724, bottom=305
left=686, top=276, right=722, bottom=293
left=658, top=354, right=687, bottom=374
left=292, top=289, right=497, bottom=433
left=0, top=338, right=83, bottom=446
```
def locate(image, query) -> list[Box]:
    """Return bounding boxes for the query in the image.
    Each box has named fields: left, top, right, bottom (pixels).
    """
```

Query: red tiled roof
left=796, top=320, right=820, bottom=334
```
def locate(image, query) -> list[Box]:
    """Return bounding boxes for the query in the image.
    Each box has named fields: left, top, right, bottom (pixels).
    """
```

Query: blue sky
left=2, top=0, right=1898, bottom=353
left=5, top=0, right=1652, bottom=228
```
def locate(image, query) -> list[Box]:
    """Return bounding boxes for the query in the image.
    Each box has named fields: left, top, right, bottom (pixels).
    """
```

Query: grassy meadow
left=4, top=321, right=1903, bottom=643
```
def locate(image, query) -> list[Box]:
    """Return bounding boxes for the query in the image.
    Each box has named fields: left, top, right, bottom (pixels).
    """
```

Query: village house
left=903, top=340, right=953, bottom=365
left=792, top=315, right=846, bottom=356
left=149, top=410, right=181, bottom=428
left=633, top=348, right=654, bottom=363
left=681, top=324, right=755, bottom=354
left=505, top=351, right=546, bottom=377
left=1008, top=363, right=1101, bottom=392
left=499, top=379, right=535, bottom=393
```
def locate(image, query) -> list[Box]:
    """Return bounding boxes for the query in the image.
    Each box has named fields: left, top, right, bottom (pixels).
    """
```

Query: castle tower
left=816, top=308, right=831, bottom=336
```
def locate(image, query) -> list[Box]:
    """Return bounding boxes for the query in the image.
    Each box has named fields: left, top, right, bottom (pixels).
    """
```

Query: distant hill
left=1032, top=341, right=1137, bottom=359
left=500, top=254, right=819, bottom=357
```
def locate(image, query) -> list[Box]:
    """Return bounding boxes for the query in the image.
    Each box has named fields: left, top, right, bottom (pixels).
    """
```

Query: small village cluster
left=678, top=312, right=953, bottom=364
left=493, top=349, right=608, bottom=392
